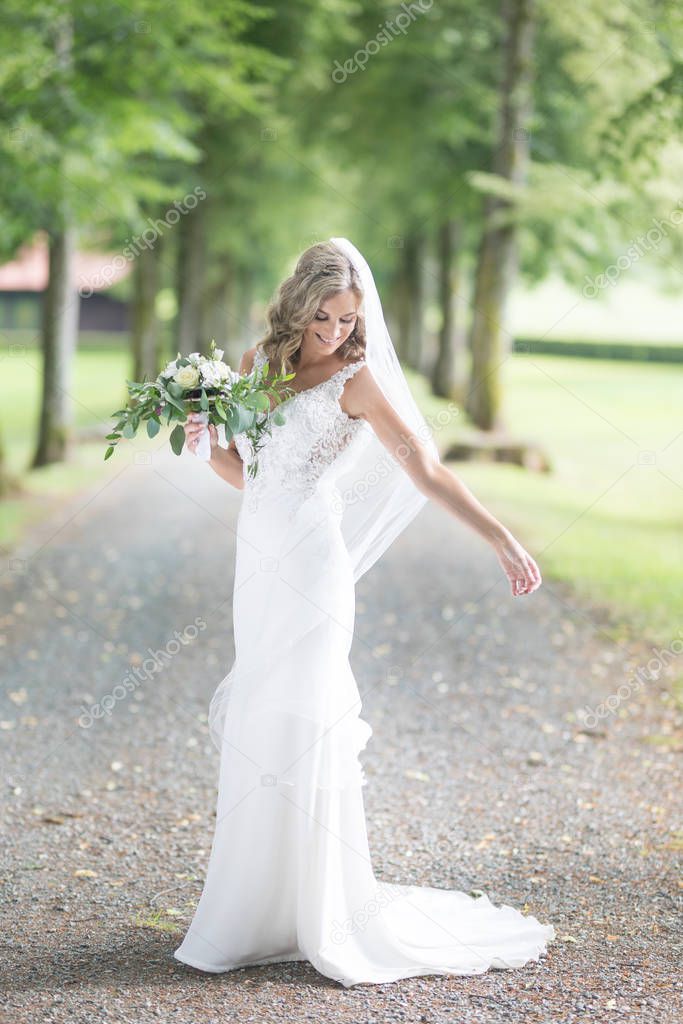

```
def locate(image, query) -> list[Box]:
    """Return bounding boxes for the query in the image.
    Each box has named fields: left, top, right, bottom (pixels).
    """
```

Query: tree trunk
left=201, top=256, right=234, bottom=354
left=32, top=227, right=79, bottom=467
left=388, top=265, right=408, bottom=363
left=175, top=202, right=206, bottom=355
left=0, top=427, right=11, bottom=496
left=408, top=235, right=425, bottom=372
left=431, top=218, right=464, bottom=400
left=234, top=265, right=254, bottom=351
left=131, top=240, right=162, bottom=382
left=466, top=0, right=535, bottom=430
left=394, top=234, right=424, bottom=370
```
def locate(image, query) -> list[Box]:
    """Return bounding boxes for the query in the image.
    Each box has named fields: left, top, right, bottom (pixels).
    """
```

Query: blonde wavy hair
left=255, top=241, right=366, bottom=375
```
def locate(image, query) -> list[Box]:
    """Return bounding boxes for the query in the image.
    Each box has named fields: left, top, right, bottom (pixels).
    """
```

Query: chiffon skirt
left=173, top=481, right=555, bottom=986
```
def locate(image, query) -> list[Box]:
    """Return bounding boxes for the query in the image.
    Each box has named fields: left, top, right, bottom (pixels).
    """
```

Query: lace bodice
left=233, top=347, right=369, bottom=515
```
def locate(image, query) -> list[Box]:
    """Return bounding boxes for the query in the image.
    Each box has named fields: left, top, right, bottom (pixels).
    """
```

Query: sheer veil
left=329, top=237, right=440, bottom=582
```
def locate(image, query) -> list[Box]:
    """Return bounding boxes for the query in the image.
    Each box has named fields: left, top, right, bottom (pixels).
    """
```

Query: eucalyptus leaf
left=251, top=392, right=271, bottom=411
left=241, top=394, right=267, bottom=412
left=164, top=392, right=186, bottom=414
left=225, top=406, right=241, bottom=434
left=170, top=424, right=186, bottom=456
left=122, top=422, right=136, bottom=439
left=147, top=418, right=160, bottom=438
left=231, top=404, right=257, bottom=433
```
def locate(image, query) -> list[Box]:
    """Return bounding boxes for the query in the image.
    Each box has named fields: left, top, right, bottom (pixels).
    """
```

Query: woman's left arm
left=343, top=367, right=542, bottom=597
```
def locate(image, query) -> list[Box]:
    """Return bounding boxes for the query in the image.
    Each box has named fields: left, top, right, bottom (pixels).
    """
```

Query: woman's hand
left=493, top=531, right=542, bottom=597
left=183, top=413, right=218, bottom=456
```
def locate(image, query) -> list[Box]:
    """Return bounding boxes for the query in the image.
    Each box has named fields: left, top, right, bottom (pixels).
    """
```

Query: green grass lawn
left=509, top=274, right=683, bottom=344
left=1, top=346, right=130, bottom=471
left=0, top=344, right=132, bottom=550
left=408, top=355, right=682, bottom=650
left=1, top=338, right=681, bottom=655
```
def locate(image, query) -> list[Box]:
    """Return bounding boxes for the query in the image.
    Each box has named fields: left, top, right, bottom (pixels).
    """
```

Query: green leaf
left=167, top=381, right=184, bottom=398
left=164, top=392, right=186, bottom=414
left=226, top=404, right=256, bottom=434
left=104, top=446, right=115, bottom=460
left=242, top=391, right=271, bottom=411
left=272, top=409, right=286, bottom=426
left=200, top=388, right=209, bottom=411
left=122, top=422, right=136, bottom=439
left=225, top=407, right=240, bottom=433
left=146, top=418, right=160, bottom=438
left=215, top=398, right=227, bottom=420
left=169, top=424, right=186, bottom=456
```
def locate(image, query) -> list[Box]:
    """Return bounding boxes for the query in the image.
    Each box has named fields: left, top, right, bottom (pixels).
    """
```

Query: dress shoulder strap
left=336, top=358, right=366, bottom=384
left=325, top=357, right=366, bottom=400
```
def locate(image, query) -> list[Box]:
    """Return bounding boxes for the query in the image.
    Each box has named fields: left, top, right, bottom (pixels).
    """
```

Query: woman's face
left=301, top=288, right=359, bottom=358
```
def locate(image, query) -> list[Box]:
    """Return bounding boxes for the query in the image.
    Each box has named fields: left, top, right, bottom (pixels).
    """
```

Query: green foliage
left=0, top=0, right=285, bottom=255
left=102, top=345, right=293, bottom=463
left=3, top=0, right=680, bottom=303
left=3, top=0, right=683, bottom=483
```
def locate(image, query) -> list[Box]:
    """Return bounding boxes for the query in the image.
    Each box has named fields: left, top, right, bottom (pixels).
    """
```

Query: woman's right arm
left=183, top=347, right=257, bottom=491
left=207, top=442, right=246, bottom=490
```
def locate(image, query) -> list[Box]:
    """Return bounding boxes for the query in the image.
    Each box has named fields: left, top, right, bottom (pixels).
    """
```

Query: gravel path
left=1, top=446, right=681, bottom=1023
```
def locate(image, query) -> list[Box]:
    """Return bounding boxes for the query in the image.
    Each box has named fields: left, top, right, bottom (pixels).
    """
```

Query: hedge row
left=513, top=338, right=683, bottom=363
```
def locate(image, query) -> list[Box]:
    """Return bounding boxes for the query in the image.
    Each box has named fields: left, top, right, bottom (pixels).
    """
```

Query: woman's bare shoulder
left=238, top=346, right=261, bottom=374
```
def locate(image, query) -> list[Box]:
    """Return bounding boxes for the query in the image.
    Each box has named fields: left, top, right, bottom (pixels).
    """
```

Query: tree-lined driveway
left=1, top=448, right=680, bottom=1023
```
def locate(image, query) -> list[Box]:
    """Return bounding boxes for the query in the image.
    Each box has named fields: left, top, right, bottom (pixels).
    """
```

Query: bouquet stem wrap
left=193, top=411, right=212, bottom=462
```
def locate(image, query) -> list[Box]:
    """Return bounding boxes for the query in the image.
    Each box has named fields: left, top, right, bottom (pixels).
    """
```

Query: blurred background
left=0, top=0, right=681, bottom=649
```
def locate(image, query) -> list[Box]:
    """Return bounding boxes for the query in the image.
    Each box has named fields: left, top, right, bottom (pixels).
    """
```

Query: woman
left=174, top=237, right=555, bottom=987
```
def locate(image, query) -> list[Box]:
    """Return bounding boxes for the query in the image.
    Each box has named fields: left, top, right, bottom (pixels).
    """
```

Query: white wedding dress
left=173, top=348, right=555, bottom=987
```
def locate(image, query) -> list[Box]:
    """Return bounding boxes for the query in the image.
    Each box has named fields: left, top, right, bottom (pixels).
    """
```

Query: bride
left=173, top=237, right=555, bottom=987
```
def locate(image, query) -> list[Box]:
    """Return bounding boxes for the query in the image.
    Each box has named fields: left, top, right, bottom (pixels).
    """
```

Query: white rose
left=213, top=348, right=224, bottom=361
left=213, top=360, right=231, bottom=380
left=200, top=360, right=231, bottom=387
left=174, top=364, right=200, bottom=388
left=160, top=360, right=178, bottom=379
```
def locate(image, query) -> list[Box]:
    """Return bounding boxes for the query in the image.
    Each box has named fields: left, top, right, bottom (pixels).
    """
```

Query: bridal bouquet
left=104, top=341, right=293, bottom=477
